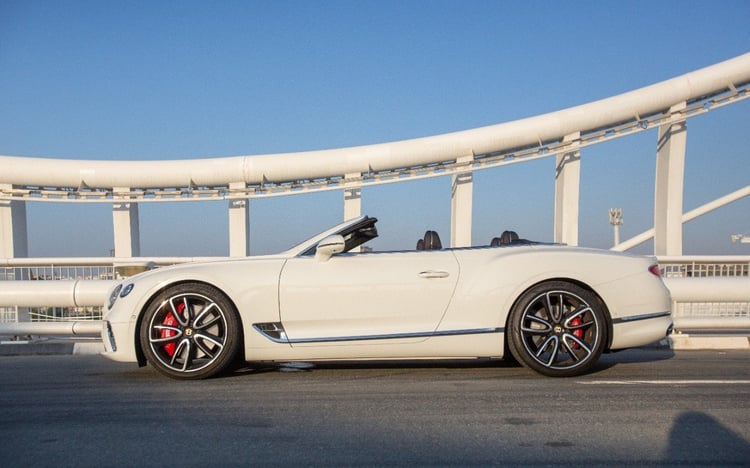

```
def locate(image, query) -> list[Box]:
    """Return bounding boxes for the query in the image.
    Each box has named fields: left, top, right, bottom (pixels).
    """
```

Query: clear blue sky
left=1, top=0, right=749, bottom=256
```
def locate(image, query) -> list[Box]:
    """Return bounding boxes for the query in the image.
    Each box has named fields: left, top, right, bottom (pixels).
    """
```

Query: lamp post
left=609, top=208, right=623, bottom=246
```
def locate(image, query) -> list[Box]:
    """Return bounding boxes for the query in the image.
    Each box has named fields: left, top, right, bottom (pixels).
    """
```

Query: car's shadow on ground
left=589, top=347, right=676, bottom=374
left=227, top=347, right=676, bottom=379
left=231, top=357, right=521, bottom=376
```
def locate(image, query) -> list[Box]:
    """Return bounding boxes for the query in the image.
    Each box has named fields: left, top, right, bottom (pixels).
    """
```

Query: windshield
left=299, top=216, right=378, bottom=256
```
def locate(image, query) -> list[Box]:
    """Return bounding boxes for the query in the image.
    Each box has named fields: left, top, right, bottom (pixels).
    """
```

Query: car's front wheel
left=139, top=283, right=241, bottom=380
left=507, top=281, right=607, bottom=377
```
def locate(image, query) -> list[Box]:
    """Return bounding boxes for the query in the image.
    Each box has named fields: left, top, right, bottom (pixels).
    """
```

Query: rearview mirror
left=315, top=235, right=346, bottom=262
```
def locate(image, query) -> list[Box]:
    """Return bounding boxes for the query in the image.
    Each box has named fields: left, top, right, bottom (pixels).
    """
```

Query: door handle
left=418, top=270, right=450, bottom=279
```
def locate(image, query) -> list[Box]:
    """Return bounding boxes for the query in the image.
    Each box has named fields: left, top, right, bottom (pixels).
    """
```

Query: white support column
left=0, top=185, right=28, bottom=258
left=554, top=132, right=581, bottom=246
left=450, top=155, right=474, bottom=248
left=654, top=102, right=687, bottom=256
left=228, top=182, right=250, bottom=257
left=344, top=173, right=362, bottom=221
left=112, top=187, right=141, bottom=258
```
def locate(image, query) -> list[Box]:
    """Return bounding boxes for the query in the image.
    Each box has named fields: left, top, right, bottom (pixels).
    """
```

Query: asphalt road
left=1, top=349, right=749, bottom=467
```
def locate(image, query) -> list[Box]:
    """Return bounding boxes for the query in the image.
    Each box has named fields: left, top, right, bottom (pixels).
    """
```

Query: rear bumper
left=610, top=312, right=673, bottom=349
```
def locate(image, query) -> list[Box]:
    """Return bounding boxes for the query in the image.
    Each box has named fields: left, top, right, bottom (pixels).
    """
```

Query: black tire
left=139, top=283, right=241, bottom=380
left=507, top=281, right=607, bottom=377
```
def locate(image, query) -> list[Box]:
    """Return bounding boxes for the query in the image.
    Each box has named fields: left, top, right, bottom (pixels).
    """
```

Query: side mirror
left=315, top=235, right=346, bottom=262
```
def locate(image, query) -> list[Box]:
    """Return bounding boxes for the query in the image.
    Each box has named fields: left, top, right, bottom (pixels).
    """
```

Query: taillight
left=648, top=264, right=662, bottom=277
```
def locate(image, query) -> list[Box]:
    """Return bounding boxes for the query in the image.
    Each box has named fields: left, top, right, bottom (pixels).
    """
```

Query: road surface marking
left=579, top=380, right=750, bottom=385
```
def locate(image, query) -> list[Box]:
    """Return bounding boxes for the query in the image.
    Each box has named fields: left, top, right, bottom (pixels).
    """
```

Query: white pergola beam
left=344, top=173, right=362, bottom=221
left=228, top=182, right=250, bottom=257
left=654, top=103, right=687, bottom=256
left=112, top=187, right=140, bottom=257
left=0, top=185, right=28, bottom=258
left=450, top=156, right=474, bottom=248
left=554, top=133, right=581, bottom=246
left=1, top=54, right=748, bottom=190
left=0, top=54, right=748, bottom=259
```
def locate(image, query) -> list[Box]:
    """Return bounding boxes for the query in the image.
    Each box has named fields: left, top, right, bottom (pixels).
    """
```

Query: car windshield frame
left=277, top=216, right=378, bottom=257
left=298, top=216, right=378, bottom=257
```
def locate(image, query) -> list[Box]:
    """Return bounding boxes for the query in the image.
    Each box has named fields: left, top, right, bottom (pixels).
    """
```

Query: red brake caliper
left=161, top=303, right=184, bottom=357
left=570, top=316, right=583, bottom=349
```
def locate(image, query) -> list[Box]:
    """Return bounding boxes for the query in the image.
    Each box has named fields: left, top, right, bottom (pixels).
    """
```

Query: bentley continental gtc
left=102, top=216, right=672, bottom=379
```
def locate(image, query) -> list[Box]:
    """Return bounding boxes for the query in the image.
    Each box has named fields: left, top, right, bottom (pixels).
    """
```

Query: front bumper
left=100, top=319, right=139, bottom=363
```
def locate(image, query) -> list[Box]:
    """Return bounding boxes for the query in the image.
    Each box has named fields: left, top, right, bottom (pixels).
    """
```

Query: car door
left=278, top=250, right=459, bottom=344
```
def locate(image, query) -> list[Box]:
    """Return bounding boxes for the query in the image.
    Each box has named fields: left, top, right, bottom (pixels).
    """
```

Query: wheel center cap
left=554, top=325, right=563, bottom=334
left=185, top=328, right=194, bottom=337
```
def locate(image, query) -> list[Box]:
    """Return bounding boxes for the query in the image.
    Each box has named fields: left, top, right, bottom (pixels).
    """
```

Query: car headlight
left=120, top=283, right=135, bottom=298
left=108, top=284, right=123, bottom=309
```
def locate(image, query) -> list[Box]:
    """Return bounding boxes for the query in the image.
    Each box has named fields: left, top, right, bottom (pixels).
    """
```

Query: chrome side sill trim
left=253, top=324, right=503, bottom=344
left=612, top=311, right=671, bottom=324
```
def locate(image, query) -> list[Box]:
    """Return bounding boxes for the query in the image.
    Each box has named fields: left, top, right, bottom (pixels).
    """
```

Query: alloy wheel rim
left=519, top=290, right=600, bottom=370
left=148, top=293, right=228, bottom=373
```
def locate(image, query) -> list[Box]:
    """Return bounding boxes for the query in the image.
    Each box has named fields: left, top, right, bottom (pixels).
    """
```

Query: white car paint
left=101, top=216, right=672, bottom=378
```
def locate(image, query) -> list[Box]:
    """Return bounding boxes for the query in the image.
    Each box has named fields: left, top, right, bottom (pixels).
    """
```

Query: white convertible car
left=102, top=215, right=672, bottom=379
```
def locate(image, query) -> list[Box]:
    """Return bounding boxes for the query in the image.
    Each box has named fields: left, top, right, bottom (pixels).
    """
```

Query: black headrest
left=491, top=230, right=519, bottom=246
left=423, top=230, right=442, bottom=250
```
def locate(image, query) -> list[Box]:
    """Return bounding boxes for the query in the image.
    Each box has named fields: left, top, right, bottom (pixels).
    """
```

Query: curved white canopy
left=2, top=52, right=750, bottom=190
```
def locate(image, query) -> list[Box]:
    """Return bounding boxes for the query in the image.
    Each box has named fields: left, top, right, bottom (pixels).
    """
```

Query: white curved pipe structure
left=0, top=280, right=116, bottom=308
left=0, top=321, right=102, bottom=336
left=2, top=53, right=750, bottom=190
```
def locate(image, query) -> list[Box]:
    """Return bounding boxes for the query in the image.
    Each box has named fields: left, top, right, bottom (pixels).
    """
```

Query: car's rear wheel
left=139, top=283, right=241, bottom=380
left=507, top=281, right=606, bottom=377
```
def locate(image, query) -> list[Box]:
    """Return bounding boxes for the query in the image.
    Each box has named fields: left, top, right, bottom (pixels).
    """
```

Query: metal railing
left=2, top=265, right=115, bottom=282
left=657, top=256, right=750, bottom=331
left=658, top=256, right=750, bottom=278
left=1, top=263, right=115, bottom=322
left=0, top=257, right=216, bottom=323
left=0, top=256, right=748, bottom=336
